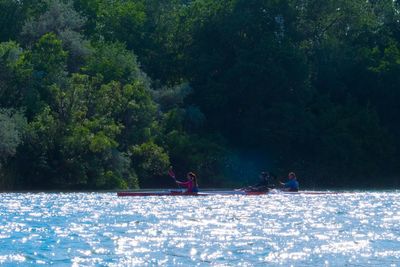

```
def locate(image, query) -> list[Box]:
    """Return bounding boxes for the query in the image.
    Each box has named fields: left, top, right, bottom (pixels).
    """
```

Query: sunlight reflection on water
left=0, top=192, right=399, bottom=266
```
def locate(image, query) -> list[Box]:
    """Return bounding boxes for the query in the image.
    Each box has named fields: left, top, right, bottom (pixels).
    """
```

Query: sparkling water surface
left=0, top=192, right=399, bottom=266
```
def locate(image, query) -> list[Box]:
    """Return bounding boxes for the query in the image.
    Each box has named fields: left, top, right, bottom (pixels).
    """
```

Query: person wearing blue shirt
left=280, top=172, right=299, bottom=192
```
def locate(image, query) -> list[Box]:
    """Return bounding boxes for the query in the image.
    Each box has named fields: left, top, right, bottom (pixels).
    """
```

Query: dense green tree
left=90, top=0, right=146, bottom=50
left=83, top=41, right=144, bottom=85
left=130, top=141, right=170, bottom=187
left=16, top=73, right=136, bottom=189
left=22, top=0, right=91, bottom=71
left=1, top=0, right=400, bottom=189
left=23, top=33, right=67, bottom=118
left=0, top=109, right=27, bottom=166
left=182, top=0, right=314, bottom=170
left=0, top=41, right=31, bottom=108
left=288, top=0, right=400, bottom=183
left=0, top=109, right=27, bottom=189
left=0, top=0, right=24, bottom=42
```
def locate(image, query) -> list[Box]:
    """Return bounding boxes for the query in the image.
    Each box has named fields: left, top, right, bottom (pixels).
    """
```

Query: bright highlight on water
left=0, top=192, right=399, bottom=266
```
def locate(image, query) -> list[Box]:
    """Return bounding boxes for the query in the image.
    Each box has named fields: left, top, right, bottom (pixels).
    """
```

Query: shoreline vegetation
left=1, top=0, right=400, bottom=190
left=1, top=187, right=400, bottom=194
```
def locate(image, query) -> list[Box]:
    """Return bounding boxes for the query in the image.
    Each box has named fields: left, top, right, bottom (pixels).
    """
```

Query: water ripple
left=0, top=192, right=399, bottom=266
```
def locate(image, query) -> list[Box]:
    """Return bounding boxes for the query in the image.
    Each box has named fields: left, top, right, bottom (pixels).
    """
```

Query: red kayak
left=117, top=190, right=338, bottom=197
left=117, top=191, right=207, bottom=197
left=117, top=191, right=266, bottom=197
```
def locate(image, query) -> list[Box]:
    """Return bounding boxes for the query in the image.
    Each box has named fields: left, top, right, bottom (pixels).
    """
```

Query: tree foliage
left=0, top=109, right=27, bottom=165
left=0, top=0, right=399, bottom=189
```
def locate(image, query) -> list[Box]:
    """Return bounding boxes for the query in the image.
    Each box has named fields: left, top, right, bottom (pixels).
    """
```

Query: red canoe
left=117, top=190, right=339, bottom=197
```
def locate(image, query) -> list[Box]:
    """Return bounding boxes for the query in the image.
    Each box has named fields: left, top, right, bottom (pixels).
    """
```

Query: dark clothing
left=255, top=174, right=271, bottom=186
left=254, top=180, right=269, bottom=187
left=246, top=174, right=274, bottom=192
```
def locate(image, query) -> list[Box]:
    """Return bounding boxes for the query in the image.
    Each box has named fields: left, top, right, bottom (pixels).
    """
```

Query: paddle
left=168, top=167, right=181, bottom=189
left=168, top=167, right=176, bottom=180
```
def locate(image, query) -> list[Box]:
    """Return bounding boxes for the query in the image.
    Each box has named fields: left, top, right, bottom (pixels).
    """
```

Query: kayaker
left=253, top=171, right=272, bottom=191
left=176, top=172, right=199, bottom=193
left=242, top=171, right=273, bottom=192
left=280, top=172, right=299, bottom=192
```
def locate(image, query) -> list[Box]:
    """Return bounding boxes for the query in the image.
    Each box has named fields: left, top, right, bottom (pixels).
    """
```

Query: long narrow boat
left=117, top=191, right=210, bottom=197
left=117, top=190, right=339, bottom=197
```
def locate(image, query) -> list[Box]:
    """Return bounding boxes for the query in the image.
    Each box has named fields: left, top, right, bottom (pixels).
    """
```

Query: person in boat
left=280, top=172, right=299, bottom=192
left=176, top=172, right=199, bottom=193
left=245, top=171, right=273, bottom=192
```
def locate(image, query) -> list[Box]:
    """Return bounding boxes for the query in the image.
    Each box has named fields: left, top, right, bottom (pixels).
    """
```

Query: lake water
left=0, top=191, right=399, bottom=266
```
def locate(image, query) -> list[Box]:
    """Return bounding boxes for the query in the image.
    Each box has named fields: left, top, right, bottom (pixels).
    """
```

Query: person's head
left=187, top=172, right=196, bottom=181
left=187, top=172, right=198, bottom=186
left=288, top=172, right=296, bottom=179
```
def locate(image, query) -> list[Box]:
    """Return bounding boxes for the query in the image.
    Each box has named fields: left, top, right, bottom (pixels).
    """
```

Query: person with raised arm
left=169, top=167, right=199, bottom=193
left=175, top=172, right=199, bottom=193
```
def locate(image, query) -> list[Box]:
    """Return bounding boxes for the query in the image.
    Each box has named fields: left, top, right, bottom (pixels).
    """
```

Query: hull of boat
left=117, top=191, right=209, bottom=197
left=117, top=190, right=338, bottom=197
